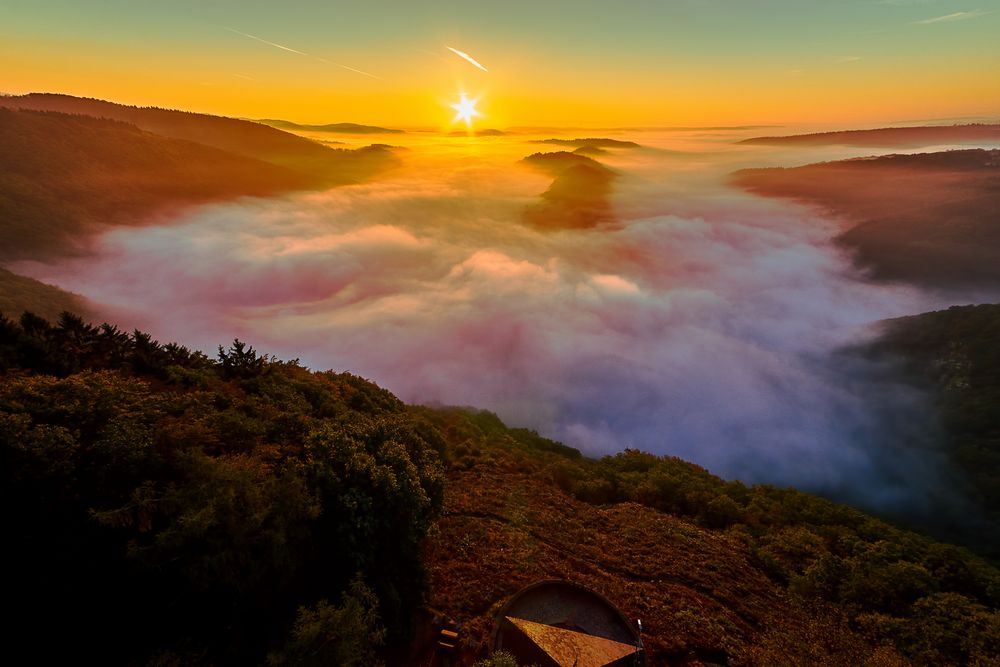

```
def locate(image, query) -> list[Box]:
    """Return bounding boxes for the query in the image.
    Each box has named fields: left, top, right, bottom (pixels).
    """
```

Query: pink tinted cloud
left=21, top=134, right=984, bottom=517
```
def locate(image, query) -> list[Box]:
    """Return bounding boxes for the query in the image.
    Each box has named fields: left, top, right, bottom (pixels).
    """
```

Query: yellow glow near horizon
left=451, top=94, right=481, bottom=126
left=2, top=1, right=998, bottom=128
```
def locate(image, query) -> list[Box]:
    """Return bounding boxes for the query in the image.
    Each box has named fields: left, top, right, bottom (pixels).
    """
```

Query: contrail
left=446, top=46, right=488, bottom=72
left=226, top=27, right=382, bottom=80
left=315, top=57, right=382, bottom=80
left=225, top=27, right=308, bottom=56
left=914, top=9, right=991, bottom=24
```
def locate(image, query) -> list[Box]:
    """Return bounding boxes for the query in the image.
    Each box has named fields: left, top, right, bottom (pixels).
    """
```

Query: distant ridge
left=741, top=123, right=1000, bottom=147
left=0, top=93, right=394, bottom=180
left=733, top=148, right=1000, bottom=288
left=0, top=107, right=314, bottom=262
left=446, top=128, right=507, bottom=137
left=531, top=137, right=640, bottom=148
left=0, top=267, right=92, bottom=322
left=257, top=118, right=404, bottom=134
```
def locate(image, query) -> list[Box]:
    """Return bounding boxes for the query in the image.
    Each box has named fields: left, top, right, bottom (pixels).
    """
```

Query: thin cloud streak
left=226, top=27, right=381, bottom=80
left=315, top=57, right=382, bottom=80
left=446, top=46, right=489, bottom=72
left=914, top=9, right=992, bottom=23
left=225, top=27, right=308, bottom=55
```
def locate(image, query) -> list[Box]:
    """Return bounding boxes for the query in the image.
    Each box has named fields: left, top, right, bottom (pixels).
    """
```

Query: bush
left=268, top=576, right=386, bottom=667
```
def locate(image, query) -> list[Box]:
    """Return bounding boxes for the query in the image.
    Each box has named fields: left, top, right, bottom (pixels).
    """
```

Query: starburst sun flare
left=451, top=93, right=480, bottom=126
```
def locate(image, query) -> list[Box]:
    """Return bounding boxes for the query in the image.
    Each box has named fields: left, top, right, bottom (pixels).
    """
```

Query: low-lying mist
left=19, top=129, right=989, bottom=521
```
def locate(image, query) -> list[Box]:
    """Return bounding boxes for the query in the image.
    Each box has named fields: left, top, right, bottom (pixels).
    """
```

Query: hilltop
left=0, top=268, right=92, bottom=322
left=256, top=118, right=405, bottom=134
left=0, top=108, right=317, bottom=261
left=0, top=93, right=397, bottom=181
left=732, top=149, right=1000, bottom=289
left=520, top=151, right=618, bottom=230
left=0, top=100, right=400, bottom=312
left=447, top=128, right=508, bottom=137
left=741, top=124, right=1000, bottom=147
left=0, top=108, right=313, bottom=262
left=2, top=311, right=999, bottom=665
left=532, top=137, right=641, bottom=149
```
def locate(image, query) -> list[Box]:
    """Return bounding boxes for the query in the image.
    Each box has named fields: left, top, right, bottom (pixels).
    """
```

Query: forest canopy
left=2, top=310, right=999, bottom=665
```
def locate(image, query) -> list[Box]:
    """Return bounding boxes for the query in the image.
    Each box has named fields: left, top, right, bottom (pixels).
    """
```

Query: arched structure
left=493, top=580, right=645, bottom=667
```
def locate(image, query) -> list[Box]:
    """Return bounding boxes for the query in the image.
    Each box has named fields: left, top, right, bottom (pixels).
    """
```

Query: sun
left=451, top=93, right=480, bottom=126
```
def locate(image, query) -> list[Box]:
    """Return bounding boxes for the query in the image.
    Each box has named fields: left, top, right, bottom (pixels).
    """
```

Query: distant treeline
left=741, top=123, right=1000, bottom=147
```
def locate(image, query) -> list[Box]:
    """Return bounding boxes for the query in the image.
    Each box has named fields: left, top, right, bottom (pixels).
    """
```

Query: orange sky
left=3, top=1, right=999, bottom=127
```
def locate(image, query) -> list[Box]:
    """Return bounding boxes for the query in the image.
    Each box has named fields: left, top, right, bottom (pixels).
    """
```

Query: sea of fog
left=19, top=127, right=994, bottom=517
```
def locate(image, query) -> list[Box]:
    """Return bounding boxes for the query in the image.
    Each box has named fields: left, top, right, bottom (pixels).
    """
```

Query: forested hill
left=871, top=304, right=1000, bottom=538
left=0, top=268, right=92, bottom=322
left=3, top=311, right=1000, bottom=665
left=740, top=124, right=1000, bottom=147
left=0, top=108, right=312, bottom=261
left=0, top=93, right=397, bottom=179
left=257, top=118, right=405, bottom=134
left=732, top=149, right=1000, bottom=289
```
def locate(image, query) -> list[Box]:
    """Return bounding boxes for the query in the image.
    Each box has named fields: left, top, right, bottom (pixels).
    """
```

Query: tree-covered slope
left=0, top=312, right=444, bottom=665
left=732, top=149, right=1000, bottom=289
left=2, top=311, right=999, bottom=665
left=0, top=108, right=313, bottom=261
left=0, top=93, right=399, bottom=181
left=0, top=267, right=92, bottom=322
left=417, top=407, right=1000, bottom=666
left=740, top=124, right=1000, bottom=148
left=871, top=304, right=1000, bottom=534
left=256, top=118, right=404, bottom=134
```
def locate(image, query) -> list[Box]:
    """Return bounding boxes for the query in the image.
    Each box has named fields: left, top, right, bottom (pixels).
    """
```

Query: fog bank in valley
left=20, top=130, right=986, bottom=519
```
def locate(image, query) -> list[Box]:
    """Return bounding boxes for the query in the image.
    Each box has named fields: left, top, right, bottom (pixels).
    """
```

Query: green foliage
left=5, top=310, right=1000, bottom=665
left=267, top=576, right=386, bottom=667
left=858, top=592, right=1000, bottom=665
left=0, top=309, right=213, bottom=378
left=472, top=649, right=521, bottom=667
left=218, top=338, right=269, bottom=379
left=0, top=312, right=442, bottom=664
left=873, top=304, right=1000, bottom=537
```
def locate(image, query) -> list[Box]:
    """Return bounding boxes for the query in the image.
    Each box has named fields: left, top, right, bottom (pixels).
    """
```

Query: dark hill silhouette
left=256, top=118, right=404, bottom=134
left=741, top=124, right=1000, bottom=147
left=0, top=93, right=397, bottom=182
left=0, top=268, right=91, bottom=321
left=446, top=128, right=508, bottom=137
left=520, top=151, right=618, bottom=230
left=869, top=304, right=1000, bottom=554
left=732, top=149, right=1000, bottom=288
left=532, top=137, right=641, bottom=148
left=0, top=108, right=312, bottom=262
left=573, top=145, right=608, bottom=156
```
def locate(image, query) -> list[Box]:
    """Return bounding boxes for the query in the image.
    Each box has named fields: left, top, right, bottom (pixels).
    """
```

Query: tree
left=268, top=576, right=386, bottom=667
